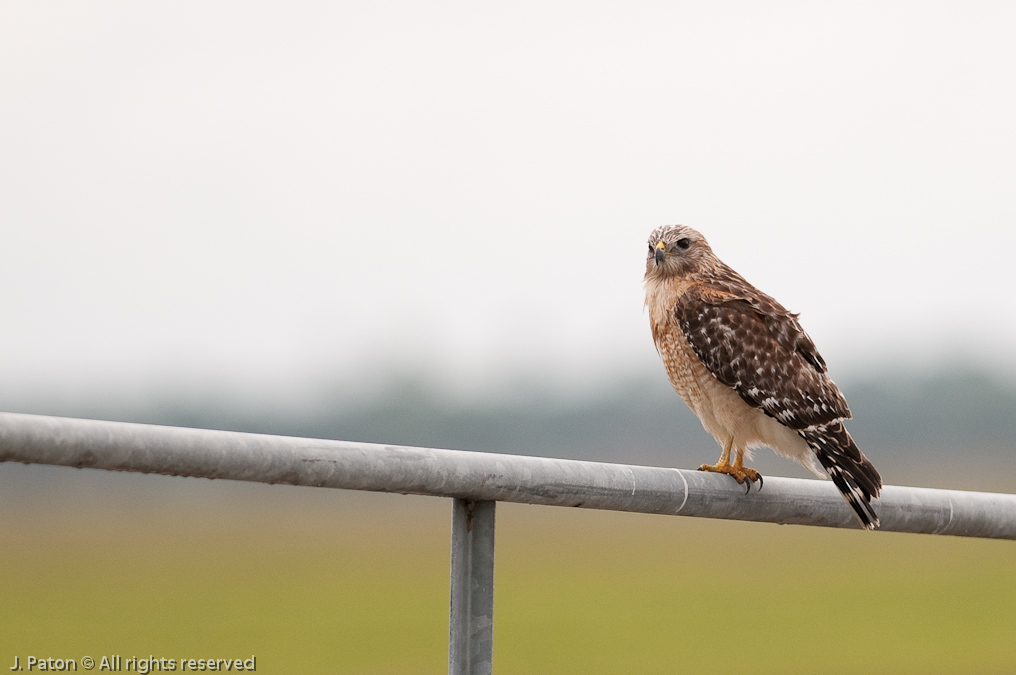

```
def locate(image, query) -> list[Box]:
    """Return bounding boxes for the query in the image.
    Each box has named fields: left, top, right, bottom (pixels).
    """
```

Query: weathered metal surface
left=1, top=412, right=1014, bottom=539
left=449, top=499, right=495, bottom=675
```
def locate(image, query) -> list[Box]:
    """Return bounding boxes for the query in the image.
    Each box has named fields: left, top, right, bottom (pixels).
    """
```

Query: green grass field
left=2, top=487, right=1014, bottom=674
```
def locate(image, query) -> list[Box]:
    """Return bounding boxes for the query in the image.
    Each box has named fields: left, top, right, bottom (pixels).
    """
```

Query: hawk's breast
left=646, top=275, right=740, bottom=436
left=645, top=274, right=816, bottom=468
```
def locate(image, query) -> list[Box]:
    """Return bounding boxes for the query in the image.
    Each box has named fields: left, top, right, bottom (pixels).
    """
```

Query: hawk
left=644, top=225, right=882, bottom=529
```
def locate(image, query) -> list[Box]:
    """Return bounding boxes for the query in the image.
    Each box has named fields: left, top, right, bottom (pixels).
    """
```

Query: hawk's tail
left=799, top=421, right=882, bottom=530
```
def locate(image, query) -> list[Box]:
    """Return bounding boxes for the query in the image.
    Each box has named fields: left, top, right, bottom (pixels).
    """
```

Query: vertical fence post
left=449, top=498, right=496, bottom=675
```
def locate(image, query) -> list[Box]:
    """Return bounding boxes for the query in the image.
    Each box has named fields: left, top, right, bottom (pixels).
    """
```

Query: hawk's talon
left=698, top=460, right=763, bottom=494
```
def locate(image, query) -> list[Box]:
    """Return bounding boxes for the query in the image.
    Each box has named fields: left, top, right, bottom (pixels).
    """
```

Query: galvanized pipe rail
left=2, top=412, right=1015, bottom=674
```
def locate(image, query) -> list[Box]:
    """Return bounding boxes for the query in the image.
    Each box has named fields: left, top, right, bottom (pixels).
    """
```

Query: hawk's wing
left=674, top=284, right=850, bottom=431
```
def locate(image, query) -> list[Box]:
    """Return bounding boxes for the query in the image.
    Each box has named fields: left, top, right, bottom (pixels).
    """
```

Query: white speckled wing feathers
left=644, top=224, right=882, bottom=529
left=673, top=280, right=849, bottom=432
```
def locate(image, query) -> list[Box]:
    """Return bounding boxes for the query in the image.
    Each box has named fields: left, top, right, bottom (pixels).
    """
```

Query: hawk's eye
left=676, top=238, right=691, bottom=250
left=648, top=242, right=655, bottom=253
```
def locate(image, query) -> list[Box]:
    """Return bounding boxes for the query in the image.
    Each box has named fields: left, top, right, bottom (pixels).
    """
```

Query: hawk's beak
left=654, top=242, right=666, bottom=265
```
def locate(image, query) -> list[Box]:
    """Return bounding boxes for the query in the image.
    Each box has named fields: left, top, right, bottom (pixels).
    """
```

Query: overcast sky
left=2, top=2, right=1015, bottom=401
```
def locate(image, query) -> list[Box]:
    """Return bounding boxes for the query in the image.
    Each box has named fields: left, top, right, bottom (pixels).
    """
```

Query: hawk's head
left=645, top=224, right=714, bottom=279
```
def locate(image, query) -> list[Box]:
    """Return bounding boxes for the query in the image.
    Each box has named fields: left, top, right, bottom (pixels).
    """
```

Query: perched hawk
left=644, top=225, right=882, bottom=529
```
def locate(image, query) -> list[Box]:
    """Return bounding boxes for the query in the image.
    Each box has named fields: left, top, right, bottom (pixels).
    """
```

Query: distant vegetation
left=4, top=498, right=1015, bottom=675
left=2, top=367, right=1013, bottom=672
left=2, top=366, right=1013, bottom=492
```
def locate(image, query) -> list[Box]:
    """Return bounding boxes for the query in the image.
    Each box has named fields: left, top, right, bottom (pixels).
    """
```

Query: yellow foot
left=698, top=462, right=763, bottom=493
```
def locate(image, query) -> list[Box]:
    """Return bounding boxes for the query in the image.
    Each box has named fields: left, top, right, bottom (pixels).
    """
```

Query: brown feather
left=644, top=224, right=882, bottom=529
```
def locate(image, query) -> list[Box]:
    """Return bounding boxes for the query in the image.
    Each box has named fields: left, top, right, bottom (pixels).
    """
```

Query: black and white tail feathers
left=799, top=421, right=882, bottom=530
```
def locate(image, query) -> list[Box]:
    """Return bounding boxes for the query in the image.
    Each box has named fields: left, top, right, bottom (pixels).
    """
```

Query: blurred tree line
left=1, top=366, right=1012, bottom=493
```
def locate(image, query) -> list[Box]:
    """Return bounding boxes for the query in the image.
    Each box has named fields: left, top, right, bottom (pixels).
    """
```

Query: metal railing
left=2, top=411, right=1015, bottom=674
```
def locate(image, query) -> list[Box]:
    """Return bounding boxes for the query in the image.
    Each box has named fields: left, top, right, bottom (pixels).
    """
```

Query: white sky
left=2, top=2, right=1015, bottom=399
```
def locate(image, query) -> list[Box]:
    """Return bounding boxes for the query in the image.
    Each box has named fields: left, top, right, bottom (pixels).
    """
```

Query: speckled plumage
left=644, top=225, right=882, bottom=529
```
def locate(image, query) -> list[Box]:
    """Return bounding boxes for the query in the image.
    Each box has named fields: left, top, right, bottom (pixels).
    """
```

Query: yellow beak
left=654, top=241, right=666, bottom=264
